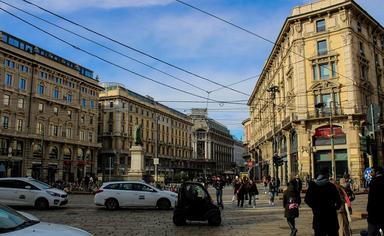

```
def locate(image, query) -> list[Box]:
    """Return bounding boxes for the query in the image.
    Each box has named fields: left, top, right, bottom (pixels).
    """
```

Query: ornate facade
left=247, top=0, right=384, bottom=185
left=98, top=83, right=194, bottom=181
left=0, top=31, right=103, bottom=183
left=190, top=108, right=235, bottom=176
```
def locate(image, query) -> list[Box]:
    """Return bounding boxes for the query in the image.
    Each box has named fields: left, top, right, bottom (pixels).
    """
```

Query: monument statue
left=134, top=124, right=143, bottom=146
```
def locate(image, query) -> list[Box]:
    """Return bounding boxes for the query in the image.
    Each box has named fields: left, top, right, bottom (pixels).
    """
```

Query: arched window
left=33, top=144, right=42, bottom=158
left=63, top=147, right=71, bottom=160
left=49, top=146, right=58, bottom=159
left=77, top=148, right=84, bottom=160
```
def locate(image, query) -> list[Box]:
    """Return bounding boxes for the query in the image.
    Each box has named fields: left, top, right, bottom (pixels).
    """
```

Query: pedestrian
left=248, top=180, right=259, bottom=208
left=269, top=178, right=277, bottom=206
left=293, top=174, right=303, bottom=193
left=283, top=181, right=301, bottom=236
left=366, top=166, right=384, bottom=236
left=305, top=167, right=342, bottom=236
left=237, top=177, right=247, bottom=207
left=213, top=176, right=224, bottom=209
left=276, top=177, right=281, bottom=196
left=331, top=178, right=352, bottom=236
left=232, top=176, right=241, bottom=202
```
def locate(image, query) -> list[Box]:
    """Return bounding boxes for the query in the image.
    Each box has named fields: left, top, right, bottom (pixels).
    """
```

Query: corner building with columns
left=0, top=31, right=103, bottom=183
left=246, top=0, right=384, bottom=185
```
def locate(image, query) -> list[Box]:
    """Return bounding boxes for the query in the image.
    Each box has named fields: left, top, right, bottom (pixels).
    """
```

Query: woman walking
left=283, top=181, right=301, bottom=236
left=248, top=180, right=259, bottom=208
left=269, top=178, right=277, bottom=206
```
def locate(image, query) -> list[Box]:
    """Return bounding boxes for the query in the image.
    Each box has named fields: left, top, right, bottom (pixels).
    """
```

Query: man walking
left=367, top=167, right=384, bottom=236
left=305, top=168, right=341, bottom=236
left=213, top=176, right=224, bottom=208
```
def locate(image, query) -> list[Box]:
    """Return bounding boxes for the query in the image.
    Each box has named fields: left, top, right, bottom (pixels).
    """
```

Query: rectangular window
left=80, top=131, right=84, bottom=141
left=66, top=128, right=71, bottom=138
left=37, top=122, right=43, bottom=134
left=361, top=64, right=368, bottom=80
left=67, top=94, right=72, bottom=103
left=312, top=64, right=318, bottom=80
left=4, top=59, right=15, bottom=68
left=82, top=99, right=86, bottom=108
left=5, top=74, right=12, bottom=86
left=53, top=125, right=58, bottom=136
left=53, top=107, right=58, bottom=115
left=19, top=65, right=29, bottom=73
left=90, top=100, right=94, bottom=109
left=19, top=78, right=26, bottom=90
left=81, top=115, right=85, bottom=124
left=359, top=42, right=365, bottom=56
left=40, top=71, right=48, bottom=79
left=53, top=89, right=59, bottom=99
left=38, top=103, right=44, bottom=112
left=90, top=116, right=93, bottom=125
left=89, top=132, right=93, bottom=142
left=110, top=102, right=113, bottom=108
left=67, top=110, right=72, bottom=119
left=3, top=95, right=10, bottom=106
left=316, top=19, right=326, bottom=32
left=3, top=116, right=9, bottom=129
left=8, top=37, right=19, bottom=47
left=331, top=62, right=337, bottom=78
left=38, top=84, right=44, bottom=95
left=17, top=119, right=23, bottom=131
left=2, top=34, right=8, bottom=43
left=319, top=63, right=330, bottom=80
left=357, top=21, right=361, bottom=33
left=317, top=40, right=327, bottom=56
left=17, top=98, right=24, bottom=109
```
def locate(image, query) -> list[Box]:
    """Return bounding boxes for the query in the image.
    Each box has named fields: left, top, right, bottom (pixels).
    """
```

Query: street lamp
left=315, top=100, right=336, bottom=179
left=267, top=85, right=279, bottom=179
left=7, top=146, right=12, bottom=177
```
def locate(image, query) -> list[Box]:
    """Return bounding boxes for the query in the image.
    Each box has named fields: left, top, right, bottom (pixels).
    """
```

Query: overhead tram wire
left=175, top=0, right=369, bottom=93
left=0, top=7, right=226, bottom=104
left=19, top=0, right=251, bottom=97
left=0, top=0, right=208, bottom=95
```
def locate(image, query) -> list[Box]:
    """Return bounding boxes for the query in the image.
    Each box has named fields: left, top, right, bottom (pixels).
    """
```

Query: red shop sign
left=314, top=126, right=344, bottom=137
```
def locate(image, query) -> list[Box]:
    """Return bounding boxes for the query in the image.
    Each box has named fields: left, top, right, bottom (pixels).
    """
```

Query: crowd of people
left=208, top=166, right=383, bottom=236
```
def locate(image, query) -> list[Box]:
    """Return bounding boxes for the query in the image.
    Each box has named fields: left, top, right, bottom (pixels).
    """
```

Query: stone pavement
left=19, top=185, right=369, bottom=236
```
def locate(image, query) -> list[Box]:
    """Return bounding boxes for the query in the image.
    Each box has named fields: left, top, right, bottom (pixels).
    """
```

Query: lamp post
left=267, top=85, right=279, bottom=179
left=7, top=146, right=12, bottom=177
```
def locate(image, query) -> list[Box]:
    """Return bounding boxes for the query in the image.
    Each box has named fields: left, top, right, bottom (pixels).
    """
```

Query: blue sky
left=1, top=0, right=383, bottom=140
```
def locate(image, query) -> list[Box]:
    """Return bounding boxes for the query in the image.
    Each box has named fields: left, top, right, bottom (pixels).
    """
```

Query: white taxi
left=0, top=177, right=68, bottom=209
left=94, top=181, right=177, bottom=210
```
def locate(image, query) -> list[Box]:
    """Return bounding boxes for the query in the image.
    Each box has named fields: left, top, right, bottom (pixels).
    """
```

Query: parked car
left=94, top=181, right=177, bottom=210
left=0, top=203, right=92, bottom=235
left=173, top=182, right=221, bottom=226
left=0, top=177, right=68, bottom=209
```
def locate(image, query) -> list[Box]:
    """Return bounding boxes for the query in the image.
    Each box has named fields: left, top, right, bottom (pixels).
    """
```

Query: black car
left=173, top=182, right=221, bottom=226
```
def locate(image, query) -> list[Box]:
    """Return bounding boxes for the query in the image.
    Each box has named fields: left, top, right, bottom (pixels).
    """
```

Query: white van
left=0, top=177, right=68, bottom=209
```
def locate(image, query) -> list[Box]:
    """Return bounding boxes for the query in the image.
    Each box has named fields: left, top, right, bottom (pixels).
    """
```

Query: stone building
left=0, top=31, right=103, bottom=183
left=247, top=0, right=384, bottom=185
left=190, top=108, right=235, bottom=177
left=98, top=83, right=193, bottom=181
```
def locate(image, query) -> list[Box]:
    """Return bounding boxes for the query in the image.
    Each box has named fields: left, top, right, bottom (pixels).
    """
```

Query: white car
left=0, top=177, right=68, bottom=209
left=0, top=204, right=91, bottom=235
left=94, top=181, right=177, bottom=210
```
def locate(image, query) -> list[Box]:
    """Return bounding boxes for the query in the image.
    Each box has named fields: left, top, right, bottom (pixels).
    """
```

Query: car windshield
left=0, top=205, right=38, bottom=232
left=29, top=179, right=51, bottom=189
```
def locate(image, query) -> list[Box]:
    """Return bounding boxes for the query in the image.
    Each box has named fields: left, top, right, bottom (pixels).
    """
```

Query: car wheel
left=173, top=213, right=186, bottom=226
left=208, top=212, right=221, bottom=226
left=35, top=198, right=49, bottom=210
left=105, top=198, right=119, bottom=210
left=157, top=198, right=171, bottom=210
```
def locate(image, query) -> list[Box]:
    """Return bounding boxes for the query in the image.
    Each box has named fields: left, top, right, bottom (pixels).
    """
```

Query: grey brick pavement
left=18, top=186, right=369, bottom=236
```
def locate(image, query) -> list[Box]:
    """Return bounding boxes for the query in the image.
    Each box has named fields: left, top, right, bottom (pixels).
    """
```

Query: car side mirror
left=25, top=185, right=31, bottom=190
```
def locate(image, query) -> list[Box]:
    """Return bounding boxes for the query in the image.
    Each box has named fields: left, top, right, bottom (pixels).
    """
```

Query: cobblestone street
left=16, top=186, right=369, bottom=236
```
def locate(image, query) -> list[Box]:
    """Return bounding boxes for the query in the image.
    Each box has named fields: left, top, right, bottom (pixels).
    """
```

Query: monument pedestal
left=127, top=145, right=144, bottom=181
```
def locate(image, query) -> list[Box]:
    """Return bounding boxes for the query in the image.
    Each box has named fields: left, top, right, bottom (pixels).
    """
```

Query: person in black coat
left=367, top=166, right=384, bottom=236
left=283, top=181, right=301, bottom=236
left=304, top=168, right=341, bottom=236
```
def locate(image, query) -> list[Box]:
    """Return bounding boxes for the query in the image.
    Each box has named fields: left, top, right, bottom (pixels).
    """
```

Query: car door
left=0, top=180, right=19, bottom=205
left=16, top=180, right=39, bottom=206
left=140, top=184, right=159, bottom=207
left=119, top=183, right=134, bottom=207
left=131, top=183, right=152, bottom=207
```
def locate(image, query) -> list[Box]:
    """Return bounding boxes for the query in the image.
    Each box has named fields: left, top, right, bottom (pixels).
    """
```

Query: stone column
left=297, top=123, right=310, bottom=176
left=346, top=119, right=364, bottom=186
left=127, top=145, right=144, bottom=180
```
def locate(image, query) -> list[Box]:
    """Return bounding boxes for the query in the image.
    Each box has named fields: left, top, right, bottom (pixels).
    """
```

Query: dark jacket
left=213, top=180, right=224, bottom=191
left=304, top=176, right=342, bottom=231
left=367, top=174, right=384, bottom=224
left=249, top=182, right=259, bottom=195
left=283, top=184, right=301, bottom=218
